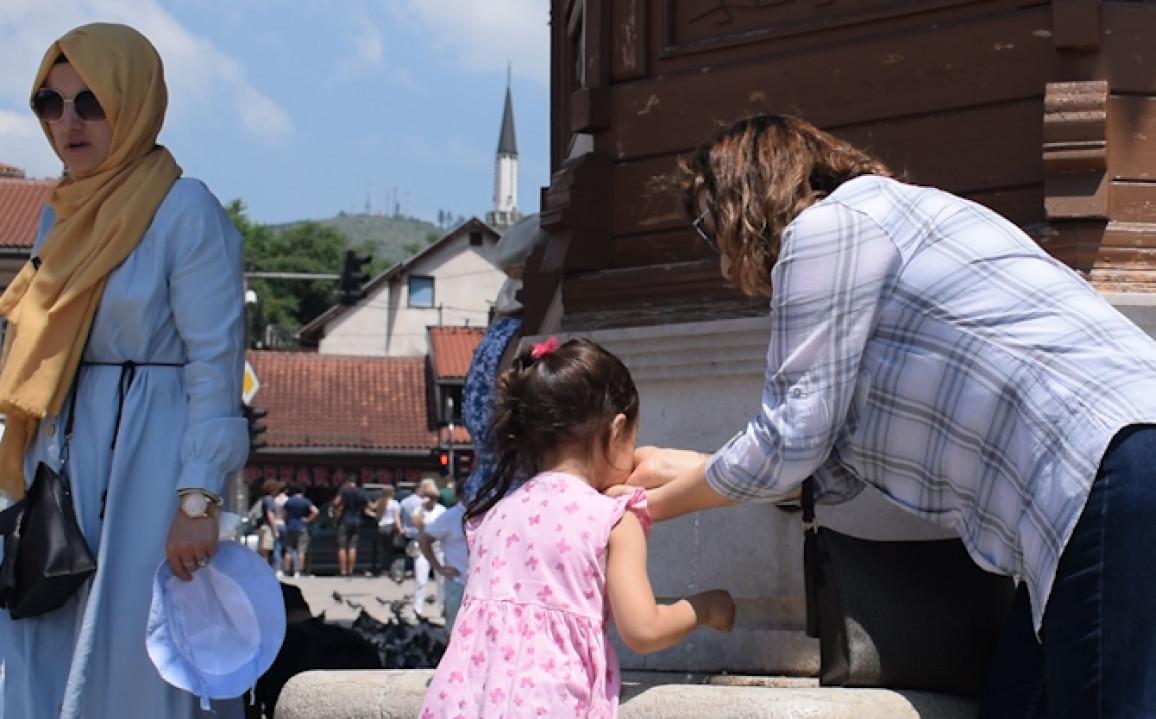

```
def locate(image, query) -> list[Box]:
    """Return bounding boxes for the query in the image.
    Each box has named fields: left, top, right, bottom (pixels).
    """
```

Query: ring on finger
left=196, top=557, right=208, bottom=568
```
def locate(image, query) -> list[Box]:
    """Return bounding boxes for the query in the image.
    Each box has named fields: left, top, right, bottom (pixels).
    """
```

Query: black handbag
left=801, top=478, right=1015, bottom=697
left=0, top=382, right=97, bottom=620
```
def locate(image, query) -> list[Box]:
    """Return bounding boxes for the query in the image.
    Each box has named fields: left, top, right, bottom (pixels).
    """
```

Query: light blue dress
left=0, top=178, right=249, bottom=719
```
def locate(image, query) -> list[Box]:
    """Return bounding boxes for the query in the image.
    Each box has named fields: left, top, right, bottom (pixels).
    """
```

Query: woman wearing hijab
left=0, top=24, right=247, bottom=718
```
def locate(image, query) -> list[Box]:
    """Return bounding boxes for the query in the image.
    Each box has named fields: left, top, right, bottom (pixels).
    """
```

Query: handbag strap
left=59, top=373, right=80, bottom=467
left=801, top=476, right=816, bottom=533
left=800, top=475, right=820, bottom=639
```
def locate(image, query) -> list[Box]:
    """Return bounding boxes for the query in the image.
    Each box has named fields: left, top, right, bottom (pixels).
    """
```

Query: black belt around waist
left=80, top=360, right=184, bottom=450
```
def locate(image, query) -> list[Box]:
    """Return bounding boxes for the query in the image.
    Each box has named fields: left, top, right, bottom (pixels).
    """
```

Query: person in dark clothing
left=247, top=583, right=382, bottom=718
left=331, top=479, right=369, bottom=577
left=281, top=486, right=318, bottom=577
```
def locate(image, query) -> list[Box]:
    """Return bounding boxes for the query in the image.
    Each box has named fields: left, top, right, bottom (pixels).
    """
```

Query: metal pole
left=244, top=271, right=341, bottom=281
left=447, top=397, right=456, bottom=485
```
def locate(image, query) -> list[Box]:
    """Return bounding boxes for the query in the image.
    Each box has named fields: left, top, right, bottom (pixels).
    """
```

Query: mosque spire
left=488, top=65, right=520, bottom=228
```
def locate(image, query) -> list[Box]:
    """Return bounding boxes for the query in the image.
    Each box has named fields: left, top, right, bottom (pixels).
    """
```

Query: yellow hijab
left=0, top=24, right=182, bottom=500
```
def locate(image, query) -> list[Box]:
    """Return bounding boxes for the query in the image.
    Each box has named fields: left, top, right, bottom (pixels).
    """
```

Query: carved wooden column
left=1037, top=0, right=1108, bottom=278
left=1042, top=80, right=1109, bottom=222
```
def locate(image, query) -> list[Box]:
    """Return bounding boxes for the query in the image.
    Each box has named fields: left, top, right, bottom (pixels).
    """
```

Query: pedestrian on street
left=331, top=479, right=369, bottom=577
left=282, top=486, right=318, bottom=577
left=410, top=479, right=445, bottom=618
left=371, top=484, right=400, bottom=577
left=418, top=483, right=468, bottom=630
left=257, top=479, right=281, bottom=568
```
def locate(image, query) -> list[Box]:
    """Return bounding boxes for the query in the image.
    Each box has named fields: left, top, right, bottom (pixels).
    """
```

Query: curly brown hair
left=678, top=114, right=892, bottom=297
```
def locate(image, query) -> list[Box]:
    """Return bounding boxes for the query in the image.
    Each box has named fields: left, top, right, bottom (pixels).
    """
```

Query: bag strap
left=801, top=476, right=816, bottom=533
left=800, top=476, right=820, bottom=639
left=59, top=374, right=80, bottom=467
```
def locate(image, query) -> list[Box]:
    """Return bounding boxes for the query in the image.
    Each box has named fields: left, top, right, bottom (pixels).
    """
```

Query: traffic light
left=458, top=452, right=473, bottom=476
left=432, top=448, right=450, bottom=476
left=243, top=404, right=268, bottom=453
left=339, top=250, right=372, bottom=305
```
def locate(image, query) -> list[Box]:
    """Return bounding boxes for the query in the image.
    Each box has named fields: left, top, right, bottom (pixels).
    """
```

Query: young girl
left=420, top=337, right=735, bottom=718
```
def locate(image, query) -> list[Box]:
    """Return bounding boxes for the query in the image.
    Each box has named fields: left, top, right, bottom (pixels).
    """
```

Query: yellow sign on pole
left=242, top=361, right=260, bottom=405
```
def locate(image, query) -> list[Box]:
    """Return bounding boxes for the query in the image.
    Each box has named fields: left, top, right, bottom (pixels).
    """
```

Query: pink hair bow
left=530, top=336, right=559, bottom=360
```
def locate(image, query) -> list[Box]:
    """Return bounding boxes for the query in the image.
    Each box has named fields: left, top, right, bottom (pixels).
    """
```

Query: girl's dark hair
left=465, top=337, right=639, bottom=521
left=678, top=114, right=892, bottom=297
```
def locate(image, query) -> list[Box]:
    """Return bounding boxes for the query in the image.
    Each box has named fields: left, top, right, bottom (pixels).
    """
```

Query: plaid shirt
left=707, top=175, right=1156, bottom=631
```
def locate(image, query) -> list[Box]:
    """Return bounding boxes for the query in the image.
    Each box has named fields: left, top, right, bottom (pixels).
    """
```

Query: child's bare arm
left=606, top=512, right=735, bottom=655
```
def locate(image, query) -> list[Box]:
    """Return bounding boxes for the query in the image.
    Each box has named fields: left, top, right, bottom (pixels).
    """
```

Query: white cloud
left=353, top=19, right=384, bottom=68
left=335, top=11, right=422, bottom=91
left=0, top=0, right=292, bottom=174
left=392, top=0, right=550, bottom=86
left=235, top=87, right=292, bottom=140
left=0, top=111, right=57, bottom=178
left=334, top=11, right=384, bottom=78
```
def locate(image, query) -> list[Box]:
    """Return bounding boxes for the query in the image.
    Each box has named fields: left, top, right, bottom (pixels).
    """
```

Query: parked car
left=304, top=482, right=414, bottom=576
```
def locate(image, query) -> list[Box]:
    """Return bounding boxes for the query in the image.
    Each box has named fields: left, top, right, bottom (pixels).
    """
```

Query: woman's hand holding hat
left=166, top=508, right=220, bottom=582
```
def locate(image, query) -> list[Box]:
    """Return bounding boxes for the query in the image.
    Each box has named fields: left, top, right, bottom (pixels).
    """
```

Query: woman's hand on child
left=688, top=589, right=736, bottom=633
left=604, top=484, right=640, bottom=499
left=435, top=565, right=461, bottom=580
left=627, top=446, right=710, bottom=489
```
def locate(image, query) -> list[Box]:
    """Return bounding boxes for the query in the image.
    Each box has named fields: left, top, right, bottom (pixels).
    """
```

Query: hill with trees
left=271, top=212, right=450, bottom=269
left=230, top=202, right=457, bottom=348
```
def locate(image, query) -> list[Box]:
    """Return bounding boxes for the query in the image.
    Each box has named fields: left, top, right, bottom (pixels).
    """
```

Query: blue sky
left=0, top=0, right=550, bottom=225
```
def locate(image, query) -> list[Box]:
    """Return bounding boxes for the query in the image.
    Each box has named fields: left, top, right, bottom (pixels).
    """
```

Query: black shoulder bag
left=801, top=477, right=1015, bottom=697
left=0, top=381, right=98, bottom=619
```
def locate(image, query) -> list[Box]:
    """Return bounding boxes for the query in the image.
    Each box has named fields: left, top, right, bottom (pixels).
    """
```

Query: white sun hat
left=146, top=541, right=285, bottom=709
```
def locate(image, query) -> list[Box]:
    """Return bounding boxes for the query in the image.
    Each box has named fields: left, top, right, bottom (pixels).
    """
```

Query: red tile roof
left=429, top=326, right=486, bottom=380
left=248, top=350, right=458, bottom=451
left=0, top=176, right=56, bottom=249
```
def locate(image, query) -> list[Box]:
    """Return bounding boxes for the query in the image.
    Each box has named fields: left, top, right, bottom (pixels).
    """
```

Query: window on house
left=469, top=231, right=483, bottom=247
left=408, top=275, right=434, bottom=308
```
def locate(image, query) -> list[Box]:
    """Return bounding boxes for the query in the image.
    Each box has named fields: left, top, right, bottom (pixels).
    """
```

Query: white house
left=299, top=218, right=505, bottom=357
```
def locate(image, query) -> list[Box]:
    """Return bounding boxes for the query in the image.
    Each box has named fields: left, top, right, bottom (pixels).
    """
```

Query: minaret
left=487, top=66, right=520, bottom=228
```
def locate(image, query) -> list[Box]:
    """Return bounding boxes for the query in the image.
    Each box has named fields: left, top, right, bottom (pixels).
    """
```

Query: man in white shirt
left=420, top=483, right=468, bottom=630
left=410, top=480, right=445, bottom=619
left=399, top=478, right=436, bottom=542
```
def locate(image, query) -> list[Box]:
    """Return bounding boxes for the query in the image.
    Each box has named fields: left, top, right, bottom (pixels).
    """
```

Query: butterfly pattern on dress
left=419, top=472, right=652, bottom=718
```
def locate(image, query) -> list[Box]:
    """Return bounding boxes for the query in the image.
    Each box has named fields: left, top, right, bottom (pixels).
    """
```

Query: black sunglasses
left=692, top=208, right=719, bottom=254
left=31, top=88, right=106, bottom=122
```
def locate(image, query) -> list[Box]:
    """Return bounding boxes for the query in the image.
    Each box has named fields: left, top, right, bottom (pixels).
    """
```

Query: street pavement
left=278, top=573, right=446, bottom=627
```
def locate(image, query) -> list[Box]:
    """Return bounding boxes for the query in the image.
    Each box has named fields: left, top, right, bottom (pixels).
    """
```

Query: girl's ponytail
left=464, top=337, right=639, bottom=522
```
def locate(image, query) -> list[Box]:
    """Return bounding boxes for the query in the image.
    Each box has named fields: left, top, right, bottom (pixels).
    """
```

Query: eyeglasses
left=692, top=207, right=719, bottom=254
left=31, top=88, right=106, bottom=123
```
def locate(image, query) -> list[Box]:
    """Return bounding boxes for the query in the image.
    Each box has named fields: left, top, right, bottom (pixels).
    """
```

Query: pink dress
left=419, top=472, right=651, bottom=718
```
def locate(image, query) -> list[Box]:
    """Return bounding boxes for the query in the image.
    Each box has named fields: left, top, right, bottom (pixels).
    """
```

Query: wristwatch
left=178, top=490, right=221, bottom=520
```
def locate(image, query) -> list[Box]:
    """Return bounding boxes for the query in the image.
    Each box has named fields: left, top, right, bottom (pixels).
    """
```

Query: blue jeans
left=443, top=579, right=465, bottom=632
left=980, top=424, right=1156, bottom=718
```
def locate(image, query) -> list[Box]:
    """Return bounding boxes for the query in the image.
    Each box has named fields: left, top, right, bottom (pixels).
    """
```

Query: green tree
left=227, top=200, right=349, bottom=347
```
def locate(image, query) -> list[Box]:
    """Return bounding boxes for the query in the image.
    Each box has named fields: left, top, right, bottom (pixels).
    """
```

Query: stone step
left=273, top=669, right=979, bottom=719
